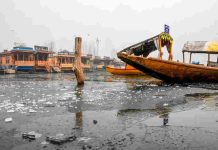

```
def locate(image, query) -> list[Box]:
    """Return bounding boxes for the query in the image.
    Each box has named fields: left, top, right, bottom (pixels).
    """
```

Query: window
left=6, top=55, right=10, bottom=64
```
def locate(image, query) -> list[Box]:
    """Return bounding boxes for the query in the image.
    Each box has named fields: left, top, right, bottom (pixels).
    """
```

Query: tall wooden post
left=74, top=37, right=85, bottom=85
left=208, top=54, right=210, bottom=66
left=159, top=36, right=163, bottom=60
left=183, top=52, right=185, bottom=63
left=217, top=55, right=218, bottom=63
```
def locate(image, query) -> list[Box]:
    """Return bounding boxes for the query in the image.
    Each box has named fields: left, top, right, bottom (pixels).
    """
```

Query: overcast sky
left=0, top=0, right=218, bottom=60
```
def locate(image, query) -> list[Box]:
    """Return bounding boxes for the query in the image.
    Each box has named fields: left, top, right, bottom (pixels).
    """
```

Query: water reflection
left=74, top=84, right=84, bottom=129
left=158, top=109, right=170, bottom=126
left=185, top=92, right=218, bottom=110
left=75, top=112, right=83, bottom=128
left=67, top=84, right=84, bottom=138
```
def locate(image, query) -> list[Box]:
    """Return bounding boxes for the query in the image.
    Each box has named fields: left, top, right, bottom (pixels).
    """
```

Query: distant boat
left=106, top=64, right=145, bottom=75
left=5, top=69, right=15, bottom=74
left=117, top=33, right=218, bottom=82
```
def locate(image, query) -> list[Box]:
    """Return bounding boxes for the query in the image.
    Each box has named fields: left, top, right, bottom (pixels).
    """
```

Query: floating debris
left=22, top=133, right=35, bottom=140
left=5, top=117, right=13, bottom=123
left=46, top=134, right=76, bottom=145
left=163, top=118, right=169, bottom=126
left=41, top=141, right=49, bottom=148
left=29, top=109, right=37, bottom=113
left=41, top=141, right=49, bottom=145
left=93, top=120, right=98, bottom=124
left=22, top=131, right=42, bottom=140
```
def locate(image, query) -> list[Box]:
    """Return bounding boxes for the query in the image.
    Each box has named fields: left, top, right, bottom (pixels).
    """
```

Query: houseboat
left=34, top=45, right=54, bottom=72
left=0, top=46, right=54, bottom=73
left=50, top=50, right=75, bottom=72
left=10, top=46, right=35, bottom=72
left=0, top=50, right=15, bottom=74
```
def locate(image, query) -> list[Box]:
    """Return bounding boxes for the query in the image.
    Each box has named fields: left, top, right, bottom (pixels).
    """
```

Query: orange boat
left=117, top=32, right=218, bottom=82
left=106, top=64, right=145, bottom=75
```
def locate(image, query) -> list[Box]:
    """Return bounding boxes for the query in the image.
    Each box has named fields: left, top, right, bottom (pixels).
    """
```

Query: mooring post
left=74, top=37, right=85, bottom=85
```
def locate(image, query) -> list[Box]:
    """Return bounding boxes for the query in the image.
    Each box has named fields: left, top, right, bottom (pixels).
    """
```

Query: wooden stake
left=183, top=52, right=185, bottom=63
left=74, top=37, right=85, bottom=85
left=159, top=36, right=163, bottom=60
left=208, top=54, right=210, bottom=66
left=189, top=53, right=192, bottom=64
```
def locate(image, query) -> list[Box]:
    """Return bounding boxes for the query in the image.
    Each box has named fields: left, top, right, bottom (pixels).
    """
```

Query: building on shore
left=92, top=56, right=114, bottom=70
left=81, top=54, right=92, bottom=71
left=0, top=46, right=120, bottom=73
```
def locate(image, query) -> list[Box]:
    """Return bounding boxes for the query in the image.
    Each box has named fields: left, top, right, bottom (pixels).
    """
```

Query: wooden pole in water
left=158, top=36, right=163, bottom=60
left=208, top=54, right=210, bottom=66
left=74, top=37, right=85, bottom=85
left=183, top=52, right=185, bottom=63
left=189, top=53, right=192, bottom=64
left=217, top=54, right=218, bottom=63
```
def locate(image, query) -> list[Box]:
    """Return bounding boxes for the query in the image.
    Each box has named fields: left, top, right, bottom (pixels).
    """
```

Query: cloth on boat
left=133, top=41, right=157, bottom=56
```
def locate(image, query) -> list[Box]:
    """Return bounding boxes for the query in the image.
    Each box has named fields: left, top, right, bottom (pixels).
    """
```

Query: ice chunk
left=78, top=137, right=91, bottom=142
left=29, top=109, right=37, bottom=113
left=5, top=117, right=13, bottom=123
left=163, top=103, right=168, bottom=107
left=7, top=109, right=15, bottom=113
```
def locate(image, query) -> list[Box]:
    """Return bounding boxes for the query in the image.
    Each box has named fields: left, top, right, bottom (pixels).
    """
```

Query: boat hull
left=106, top=66, right=144, bottom=75
left=117, top=53, right=218, bottom=82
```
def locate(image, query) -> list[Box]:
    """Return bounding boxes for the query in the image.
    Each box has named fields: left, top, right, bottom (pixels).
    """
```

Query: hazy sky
left=0, top=0, right=218, bottom=60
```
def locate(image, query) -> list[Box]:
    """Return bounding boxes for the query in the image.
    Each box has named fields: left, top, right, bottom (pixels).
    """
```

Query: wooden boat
left=117, top=33, right=218, bottom=82
left=106, top=64, right=145, bottom=75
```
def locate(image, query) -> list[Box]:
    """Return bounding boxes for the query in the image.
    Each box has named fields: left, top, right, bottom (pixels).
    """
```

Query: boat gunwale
left=106, top=66, right=142, bottom=71
left=120, top=53, right=218, bottom=71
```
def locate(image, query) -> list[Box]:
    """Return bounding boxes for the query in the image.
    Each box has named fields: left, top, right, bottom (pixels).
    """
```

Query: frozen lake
left=0, top=72, right=217, bottom=150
